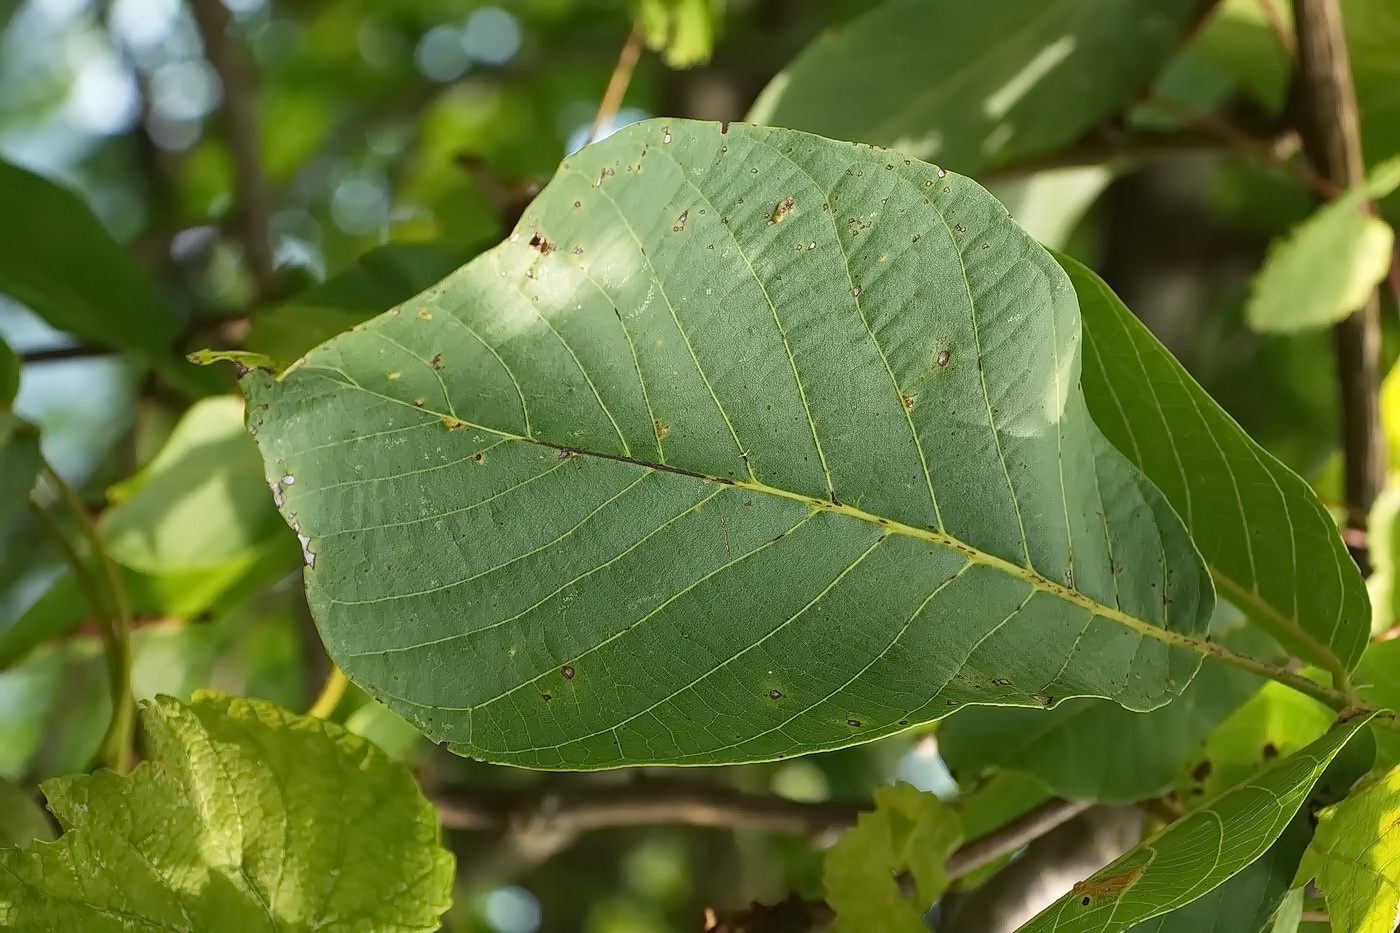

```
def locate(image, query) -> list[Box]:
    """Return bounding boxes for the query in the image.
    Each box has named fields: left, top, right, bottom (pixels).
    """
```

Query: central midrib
left=305, top=365, right=1201, bottom=657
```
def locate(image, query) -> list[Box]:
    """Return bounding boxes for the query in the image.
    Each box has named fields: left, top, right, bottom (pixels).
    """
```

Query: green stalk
left=38, top=461, right=134, bottom=772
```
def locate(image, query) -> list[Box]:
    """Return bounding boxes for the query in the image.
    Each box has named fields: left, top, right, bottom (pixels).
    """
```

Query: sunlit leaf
left=1018, top=712, right=1375, bottom=933
left=244, top=119, right=1215, bottom=768
left=824, top=781, right=960, bottom=932
left=0, top=693, right=454, bottom=931
left=100, top=396, right=285, bottom=574
left=1176, top=681, right=1335, bottom=808
left=1065, top=253, right=1368, bottom=674
left=1297, top=764, right=1400, bottom=933
left=748, top=0, right=1204, bottom=173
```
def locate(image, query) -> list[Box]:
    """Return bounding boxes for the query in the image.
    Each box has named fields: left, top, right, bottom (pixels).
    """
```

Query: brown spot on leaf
left=429, top=353, right=442, bottom=370
left=1192, top=760, right=1212, bottom=781
left=413, top=398, right=426, bottom=407
left=1071, top=866, right=1144, bottom=904
left=528, top=232, right=555, bottom=254
left=418, top=309, right=432, bottom=320
left=561, top=665, right=575, bottom=679
left=472, top=451, right=485, bottom=463
left=937, top=349, right=951, bottom=367
left=1263, top=742, right=1278, bottom=759
left=654, top=421, right=669, bottom=440
left=769, top=196, right=795, bottom=225
left=901, top=393, right=916, bottom=411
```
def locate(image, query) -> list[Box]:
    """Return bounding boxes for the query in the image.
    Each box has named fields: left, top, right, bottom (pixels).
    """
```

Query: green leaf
left=0, top=159, right=177, bottom=362
left=242, top=243, right=466, bottom=367
left=100, top=396, right=285, bottom=574
left=1358, top=639, right=1400, bottom=768
left=638, top=0, right=721, bottom=68
left=1297, top=764, right=1400, bottom=933
left=1365, top=486, right=1400, bottom=636
left=940, top=656, right=1261, bottom=802
left=0, top=777, right=54, bottom=849
left=1176, top=682, right=1335, bottom=808
left=0, top=335, right=18, bottom=409
left=1017, top=711, right=1376, bottom=933
left=0, top=412, right=40, bottom=527
left=823, top=781, right=960, bottom=932
left=1127, top=719, right=1374, bottom=933
left=1065, top=253, right=1368, bottom=675
left=244, top=119, right=1215, bottom=769
left=0, top=692, right=454, bottom=931
left=748, top=0, right=1205, bottom=173
left=1246, top=188, right=1395, bottom=333
left=1270, top=888, right=1305, bottom=933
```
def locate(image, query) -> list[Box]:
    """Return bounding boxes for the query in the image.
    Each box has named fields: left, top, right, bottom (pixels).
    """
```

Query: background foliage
left=3, top=0, right=1400, bottom=930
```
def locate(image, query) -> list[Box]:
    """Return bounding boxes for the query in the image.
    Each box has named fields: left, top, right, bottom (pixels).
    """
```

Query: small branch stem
left=588, top=20, right=645, bottom=145
left=1257, top=0, right=1296, bottom=53
left=1199, top=637, right=1354, bottom=709
left=1144, top=93, right=1337, bottom=197
left=307, top=666, right=349, bottom=719
left=190, top=0, right=277, bottom=298
left=36, top=463, right=134, bottom=772
left=1291, top=0, right=1386, bottom=526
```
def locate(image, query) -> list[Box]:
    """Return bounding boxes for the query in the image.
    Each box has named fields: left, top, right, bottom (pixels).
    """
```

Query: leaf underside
left=245, top=119, right=1212, bottom=769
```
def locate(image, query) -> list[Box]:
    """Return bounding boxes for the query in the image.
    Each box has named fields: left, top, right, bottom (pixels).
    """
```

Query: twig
left=20, top=344, right=112, bottom=364
left=437, top=778, right=864, bottom=841
left=35, top=464, right=133, bottom=772
left=1291, top=0, right=1386, bottom=531
left=189, top=0, right=277, bottom=298
left=307, top=666, right=349, bottom=719
left=1144, top=94, right=1337, bottom=197
left=588, top=20, right=645, bottom=145
left=1257, top=0, right=1296, bottom=53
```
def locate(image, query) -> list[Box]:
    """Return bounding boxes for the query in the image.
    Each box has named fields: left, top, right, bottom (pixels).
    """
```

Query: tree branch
left=1291, top=0, right=1386, bottom=531
left=190, top=0, right=277, bottom=299
left=589, top=20, right=646, bottom=145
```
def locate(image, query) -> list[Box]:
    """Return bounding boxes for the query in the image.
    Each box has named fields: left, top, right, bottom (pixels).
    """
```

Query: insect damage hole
left=528, top=232, right=555, bottom=254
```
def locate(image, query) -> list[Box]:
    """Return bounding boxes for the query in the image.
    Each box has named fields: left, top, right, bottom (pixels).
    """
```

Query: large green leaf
left=1297, top=764, right=1400, bottom=933
left=748, top=0, right=1206, bottom=173
left=0, top=693, right=454, bottom=931
left=940, top=654, right=1261, bottom=803
left=1065, top=254, right=1368, bottom=674
left=0, top=159, right=177, bottom=362
left=242, top=118, right=1214, bottom=769
left=1017, top=711, right=1375, bottom=933
left=823, top=781, right=960, bottom=932
left=100, top=396, right=286, bottom=574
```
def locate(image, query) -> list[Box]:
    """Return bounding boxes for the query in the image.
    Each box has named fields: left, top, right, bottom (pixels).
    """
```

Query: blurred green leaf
left=1175, top=682, right=1334, bottom=808
left=0, top=693, right=455, bottom=931
left=748, top=0, right=1204, bottom=173
left=0, top=160, right=176, bottom=360
left=244, top=119, right=1215, bottom=769
left=0, top=537, right=296, bottom=670
left=988, top=167, right=1112, bottom=250
left=1366, top=486, right=1400, bottom=635
left=242, top=243, right=464, bottom=366
left=1358, top=639, right=1400, bottom=767
left=1018, top=712, right=1375, bottom=933
left=344, top=696, right=427, bottom=762
left=0, top=335, right=18, bottom=409
left=1191, top=0, right=1291, bottom=110
left=823, top=781, right=960, bottom=933
left=0, top=411, right=40, bottom=527
left=0, top=776, right=54, bottom=848
left=940, top=658, right=1261, bottom=803
left=100, top=395, right=283, bottom=574
left=1246, top=188, right=1396, bottom=334
left=1065, top=253, right=1369, bottom=675
left=638, top=0, right=722, bottom=68
left=1297, top=765, right=1400, bottom=933
left=1270, top=888, right=1305, bottom=933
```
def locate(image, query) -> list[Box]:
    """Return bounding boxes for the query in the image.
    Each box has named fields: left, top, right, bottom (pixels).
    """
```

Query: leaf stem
left=308, top=666, right=349, bottom=719
left=32, top=463, right=134, bottom=773
left=588, top=20, right=645, bottom=145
